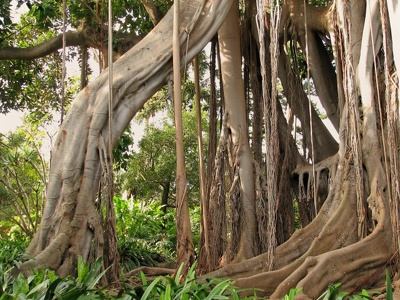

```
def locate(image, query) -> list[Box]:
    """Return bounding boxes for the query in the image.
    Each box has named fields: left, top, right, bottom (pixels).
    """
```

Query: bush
left=115, top=196, right=176, bottom=271
left=0, top=235, right=28, bottom=268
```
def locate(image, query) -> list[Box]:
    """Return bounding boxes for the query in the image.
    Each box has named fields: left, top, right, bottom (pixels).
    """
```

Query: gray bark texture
left=18, top=0, right=234, bottom=277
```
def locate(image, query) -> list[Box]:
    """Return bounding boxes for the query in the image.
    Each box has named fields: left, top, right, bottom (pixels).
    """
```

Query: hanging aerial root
left=207, top=152, right=394, bottom=297
left=207, top=154, right=340, bottom=280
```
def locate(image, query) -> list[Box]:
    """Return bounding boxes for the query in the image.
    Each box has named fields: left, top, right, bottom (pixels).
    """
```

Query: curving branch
left=17, top=0, right=234, bottom=278
left=0, top=28, right=97, bottom=61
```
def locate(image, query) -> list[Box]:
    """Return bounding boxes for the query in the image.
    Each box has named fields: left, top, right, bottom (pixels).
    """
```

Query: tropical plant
left=132, top=263, right=261, bottom=300
left=0, top=257, right=108, bottom=299
left=0, top=237, right=28, bottom=270
left=0, top=12, right=74, bottom=118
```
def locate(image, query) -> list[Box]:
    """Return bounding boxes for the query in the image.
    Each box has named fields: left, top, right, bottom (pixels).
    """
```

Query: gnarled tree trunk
left=17, top=0, right=234, bottom=280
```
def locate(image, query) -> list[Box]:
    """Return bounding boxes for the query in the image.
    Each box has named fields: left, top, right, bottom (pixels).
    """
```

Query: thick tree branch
left=0, top=29, right=96, bottom=61
left=0, top=26, right=144, bottom=63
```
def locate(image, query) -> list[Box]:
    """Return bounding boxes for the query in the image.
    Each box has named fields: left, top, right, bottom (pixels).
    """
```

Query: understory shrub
left=115, top=196, right=177, bottom=271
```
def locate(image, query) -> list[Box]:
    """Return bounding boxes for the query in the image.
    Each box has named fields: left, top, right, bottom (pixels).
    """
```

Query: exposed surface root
left=230, top=224, right=391, bottom=298
left=208, top=156, right=340, bottom=280
left=206, top=154, right=393, bottom=297
left=126, top=266, right=175, bottom=277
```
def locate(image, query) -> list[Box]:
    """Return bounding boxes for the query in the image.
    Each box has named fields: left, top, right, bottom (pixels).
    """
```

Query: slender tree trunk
left=218, top=0, right=257, bottom=262
left=193, top=56, right=209, bottom=268
left=198, top=39, right=222, bottom=274
left=80, top=46, right=88, bottom=89
left=161, top=181, right=170, bottom=230
left=173, top=0, right=195, bottom=272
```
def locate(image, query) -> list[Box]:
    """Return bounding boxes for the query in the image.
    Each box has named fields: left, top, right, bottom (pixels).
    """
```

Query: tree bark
left=173, top=0, right=195, bottom=272
left=194, top=56, right=209, bottom=268
left=218, top=0, right=257, bottom=262
left=202, top=0, right=396, bottom=298
left=17, top=0, right=234, bottom=277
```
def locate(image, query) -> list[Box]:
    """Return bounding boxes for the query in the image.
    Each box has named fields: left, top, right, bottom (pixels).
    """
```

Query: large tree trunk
left=204, top=0, right=397, bottom=298
left=217, top=0, right=258, bottom=262
left=18, top=0, right=234, bottom=278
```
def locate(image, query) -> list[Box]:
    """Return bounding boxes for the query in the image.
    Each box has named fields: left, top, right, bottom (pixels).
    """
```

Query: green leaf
left=386, top=269, right=393, bottom=300
left=164, top=283, right=171, bottom=299
left=141, top=276, right=162, bottom=300
left=335, top=291, right=349, bottom=300
left=140, top=272, right=148, bottom=286
left=204, top=279, right=231, bottom=300
left=44, top=277, right=63, bottom=300
left=174, top=263, right=185, bottom=285
left=282, top=287, right=302, bottom=300
left=27, top=279, right=49, bottom=297
left=77, top=256, right=90, bottom=283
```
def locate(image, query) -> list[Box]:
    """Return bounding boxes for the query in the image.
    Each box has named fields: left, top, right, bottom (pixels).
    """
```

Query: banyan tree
left=1, top=0, right=400, bottom=298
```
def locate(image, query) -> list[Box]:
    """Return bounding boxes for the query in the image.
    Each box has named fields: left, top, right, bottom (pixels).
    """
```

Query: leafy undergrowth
left=0, top=237, right=392, bottom=299
left=0, top=258, right=260, bottom=299
left=1, top=256, right=392, bottom=300
left=115, top=197, right=179, bottom=272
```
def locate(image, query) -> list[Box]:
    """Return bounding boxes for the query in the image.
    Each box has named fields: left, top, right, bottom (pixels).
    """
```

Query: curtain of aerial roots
left=194, top=56, right=208, bottom=268
left=261, top=0, right=281, bottom=271
left=100, top=0, right=120, bottom=283
left=61, top=0, right=67, bottom=122
left=203, top=39, right=228, bottom=272
left=342, top=0, right=366, bottom=239
left=302, top=0, right=319, bottom=220
left=380, top=0, right=400, bottom=262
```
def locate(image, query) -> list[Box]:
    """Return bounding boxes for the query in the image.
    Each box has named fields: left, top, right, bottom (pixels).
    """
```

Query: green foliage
left=317, top=283, right=349, bottom=300
left=386, top=269, right=393, bottom=300
left=123, top=105, right=208, bottom=207
left=1, top=1, right=80, bottom=117
left=27, top=0, right=62, bottom=29
left=0, top=12, right=78, bottom=117
left=0, top=120, right=47, bottom=238
left=132, top=263, right=261, bottom=300
left=0, top=248, right=261, bottom=299
left=282, top=287, right=302, bottom=299
left=313, top=282, right=380, bottom=300
left=0, top=238, right=28, bottom=269
left=308, top=0, right=330, bottom=7
left=0, top=257, right=107, bottom=299
left=114, top=196, right=176, bottom=271
left=283, top=272, right=394, bottom=300
left=114, top=125, right=134, bottom=173
left=0, top=0, right=12, bottom=29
